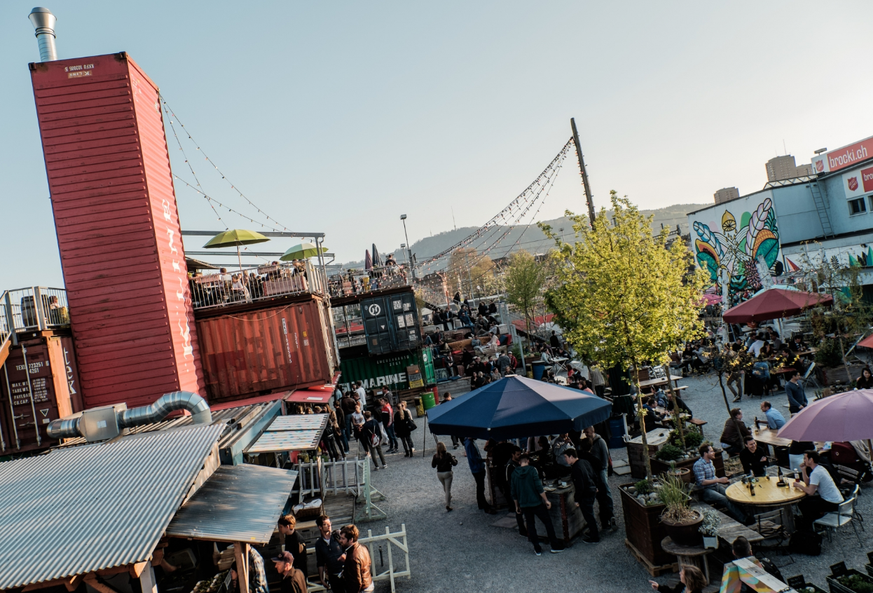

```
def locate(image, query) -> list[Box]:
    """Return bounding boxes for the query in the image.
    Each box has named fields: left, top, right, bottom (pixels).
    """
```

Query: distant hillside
left=334, top=202, right=709, bottom=271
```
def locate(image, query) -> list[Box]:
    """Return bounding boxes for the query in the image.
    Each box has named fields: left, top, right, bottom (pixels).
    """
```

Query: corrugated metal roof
left=0, top=424, right=223, bottom=590
left=166, top=464, right=298, bottom=543
left=246, top=413, right=328, bottom=453
left=57, top=403, right=275, bottom=450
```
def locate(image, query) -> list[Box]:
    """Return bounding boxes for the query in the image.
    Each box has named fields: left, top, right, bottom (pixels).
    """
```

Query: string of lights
left=418, top=145, right=566, bottom=280
left=418, top=138, right=573, bottom=266
left=160, top=95, right=293, bottom=232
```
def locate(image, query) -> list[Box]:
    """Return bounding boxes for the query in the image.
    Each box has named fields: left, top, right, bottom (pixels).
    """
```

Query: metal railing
left=190, top=260, right=328, bottom=311
left=305, top=524, right=410, bottom=593
left=328, top=265, right=411, bottom=299
left=1, top=286, right=70, bottom=334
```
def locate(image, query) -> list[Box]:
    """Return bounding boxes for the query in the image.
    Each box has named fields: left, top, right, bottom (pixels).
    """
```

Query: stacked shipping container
left=29, top=52, right=205, bottom=409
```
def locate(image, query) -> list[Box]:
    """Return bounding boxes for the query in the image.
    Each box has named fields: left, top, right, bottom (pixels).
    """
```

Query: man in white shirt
left=793, top=449, right=844, bottom=530
left=355, top=381, right=368, bottom=409
left=749, top=334, right=766, bottom=357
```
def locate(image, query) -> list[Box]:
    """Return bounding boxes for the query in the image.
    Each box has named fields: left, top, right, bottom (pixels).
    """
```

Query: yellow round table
left=725, top=475, right=805, bottom=505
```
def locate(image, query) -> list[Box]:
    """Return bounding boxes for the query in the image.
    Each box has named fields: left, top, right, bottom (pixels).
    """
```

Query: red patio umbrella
left=858, top=334, right=873, bottom=350
left=778, top=389, right=873, bottom=445
left=722, top=288, right=833, bottom=324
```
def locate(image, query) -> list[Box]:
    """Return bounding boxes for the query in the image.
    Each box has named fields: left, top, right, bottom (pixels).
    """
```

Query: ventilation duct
left=47, top=392, right=213, bottom=442
left=28, top=7, right=58, bottom=62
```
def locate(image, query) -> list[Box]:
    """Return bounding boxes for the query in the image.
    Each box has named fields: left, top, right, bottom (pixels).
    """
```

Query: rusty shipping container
left=0, top=334, right=81, bottom=455
left=30, top=52, right=205, bottom=409
left=196, top=298, right=338, bottom=403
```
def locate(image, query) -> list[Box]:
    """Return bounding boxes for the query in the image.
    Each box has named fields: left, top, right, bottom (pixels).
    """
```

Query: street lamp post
left=400, top=214, right=416, bottom=281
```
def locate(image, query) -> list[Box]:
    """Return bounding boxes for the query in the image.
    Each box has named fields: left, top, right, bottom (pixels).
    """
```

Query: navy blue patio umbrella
left=426, top=376, right=612, bottom=440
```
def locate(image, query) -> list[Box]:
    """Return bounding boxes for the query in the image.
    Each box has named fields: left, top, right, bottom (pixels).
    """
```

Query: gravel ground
left=359, top=373, right=871, bottom=592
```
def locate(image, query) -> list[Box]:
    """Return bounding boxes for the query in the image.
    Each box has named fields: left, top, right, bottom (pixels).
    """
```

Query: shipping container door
left=420, top=347, right=436, bottom=385
left=361, top=296, right=394, bottom=355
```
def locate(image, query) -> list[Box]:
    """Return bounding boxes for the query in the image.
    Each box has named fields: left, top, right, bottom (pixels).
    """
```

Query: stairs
left=809, top=182, right=834, bottom=238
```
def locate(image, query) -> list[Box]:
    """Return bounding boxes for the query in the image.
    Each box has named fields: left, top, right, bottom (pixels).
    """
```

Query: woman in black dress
left=394, top=400, right=415, bottom=457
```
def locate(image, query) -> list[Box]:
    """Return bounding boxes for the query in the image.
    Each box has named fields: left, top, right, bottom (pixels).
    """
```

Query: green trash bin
left=421, top=390, right=437, bottom=410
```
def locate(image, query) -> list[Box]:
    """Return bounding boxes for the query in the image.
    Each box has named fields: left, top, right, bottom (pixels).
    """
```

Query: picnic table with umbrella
left=426, top=376, right=612, bottom=543
left=280, top=242, right=327, bottom=261
left=722, top=287, right=833, bottom=324
left=203, top=229, right=269, bottom=271
left=426, top=375, right=612, bottom=440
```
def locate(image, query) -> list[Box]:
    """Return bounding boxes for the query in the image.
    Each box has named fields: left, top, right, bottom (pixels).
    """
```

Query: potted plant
left=785, top=575, right=828, bottom=593
left=658, top=473, right=703, bottom=546
left=698, top=509, right=720, bottom=549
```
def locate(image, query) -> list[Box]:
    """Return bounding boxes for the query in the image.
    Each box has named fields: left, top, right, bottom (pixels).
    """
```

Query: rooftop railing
left=328, top=265, right=411, bottom=299
left=191, top=260, right=328, bottom=311
left=1, top=287, right=70, bottom=334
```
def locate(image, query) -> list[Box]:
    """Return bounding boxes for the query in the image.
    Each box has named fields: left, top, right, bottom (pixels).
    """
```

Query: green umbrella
left=203, top=229, right=270, bottom=270
left=280, top=242, right=328, bottom=261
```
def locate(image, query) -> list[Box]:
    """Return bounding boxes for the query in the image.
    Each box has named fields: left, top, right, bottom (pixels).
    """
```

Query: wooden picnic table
left=753, top=428, right=792, bottom=449
left=638, top=375, right=684, bottom=389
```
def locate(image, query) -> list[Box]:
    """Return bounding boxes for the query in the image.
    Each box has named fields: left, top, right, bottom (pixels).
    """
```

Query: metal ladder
left=809, top=182, right=834, bottom=238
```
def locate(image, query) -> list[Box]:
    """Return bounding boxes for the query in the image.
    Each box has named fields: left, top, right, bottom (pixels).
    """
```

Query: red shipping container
left=30, top=53, right=205, bottom=409
left=0, top=335, right=79, bottom=454
left=196, top=298, right=336, bottom=403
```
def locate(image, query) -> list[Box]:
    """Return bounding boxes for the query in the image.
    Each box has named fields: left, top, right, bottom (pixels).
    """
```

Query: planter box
left=785, top=575, right=827, bottom=593
left=827, top=563, right=873, bottom=593
left=820, top=364, right=865, bottom=387
left=627, top=429, right=672, bottom=479
left=620, top=484, right=672, bottom=566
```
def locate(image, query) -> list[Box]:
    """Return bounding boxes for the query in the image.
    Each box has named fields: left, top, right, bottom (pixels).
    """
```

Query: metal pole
left=571, top=118, right=596, bottom=227
left=21, top=346, right=41, bottom=446
left=4, top=364, right=20, bottom=450
left=401, top=217, right=416, bottom=281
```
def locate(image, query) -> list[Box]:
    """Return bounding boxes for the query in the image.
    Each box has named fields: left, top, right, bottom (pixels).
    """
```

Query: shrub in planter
left=655, top=444, right=684, bottom=462
left=659, top=473, right=702, bottom=546
left=828, top=562, right=873, bottom=593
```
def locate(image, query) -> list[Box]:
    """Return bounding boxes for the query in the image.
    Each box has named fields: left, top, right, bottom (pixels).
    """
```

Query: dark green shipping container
left=339, top=347, right=435, bottom=392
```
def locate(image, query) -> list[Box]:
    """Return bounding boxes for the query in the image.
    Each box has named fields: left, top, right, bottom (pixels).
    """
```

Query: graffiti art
left=693, top=198, right=781, bottom=296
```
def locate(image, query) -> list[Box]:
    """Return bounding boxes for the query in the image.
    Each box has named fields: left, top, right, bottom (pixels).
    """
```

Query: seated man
left=719, top=408, right=750, bottom=455
left=793, top=449, right=844, bottom=530
left=760, top=400, right=785, bottom=430
left=739, top=436, right=768, bottom=477
left=693, top=444, right=746, bottom=523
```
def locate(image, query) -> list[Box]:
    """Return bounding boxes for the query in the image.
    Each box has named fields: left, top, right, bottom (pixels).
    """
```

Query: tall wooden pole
left=571, top=118, right=596, bottom=227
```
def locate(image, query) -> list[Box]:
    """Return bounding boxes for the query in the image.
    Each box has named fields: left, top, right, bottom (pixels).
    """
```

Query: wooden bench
left=688, top=418, right=707, bottom=436
left=691, top=502, right=763, bottom=545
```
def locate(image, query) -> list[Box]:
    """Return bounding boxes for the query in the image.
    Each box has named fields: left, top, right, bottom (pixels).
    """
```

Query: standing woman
left=394, top=401, right=415, bottom=457
left=431, top=441, right=458, bottom=511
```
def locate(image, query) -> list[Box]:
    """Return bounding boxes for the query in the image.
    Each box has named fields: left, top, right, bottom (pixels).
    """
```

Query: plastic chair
left=814, top=485, right=865, bottom=546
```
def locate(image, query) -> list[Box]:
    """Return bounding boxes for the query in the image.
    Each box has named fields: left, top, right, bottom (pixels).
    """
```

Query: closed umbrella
left=203, top=229, right=269, bottom=271
left=372, top=244, right=383, bottom=267
left=426, top=375, right=611, bottom=440
left=280, top=242, right=328, bottom=261
left=722, top=287, right=832, bottom=324
left=364, top=250, right=372, bottom=271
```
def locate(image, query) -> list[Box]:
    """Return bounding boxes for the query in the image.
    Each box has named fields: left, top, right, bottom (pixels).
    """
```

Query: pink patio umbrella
left=778, top=389, right=873, bottom=452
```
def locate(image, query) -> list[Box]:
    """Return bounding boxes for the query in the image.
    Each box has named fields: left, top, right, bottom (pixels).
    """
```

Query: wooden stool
left=661, top=537, right=713, bottom=583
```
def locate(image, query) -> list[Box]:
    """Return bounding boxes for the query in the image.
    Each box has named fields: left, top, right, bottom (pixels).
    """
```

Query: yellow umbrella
left=203, top=229, right=269, bottom=271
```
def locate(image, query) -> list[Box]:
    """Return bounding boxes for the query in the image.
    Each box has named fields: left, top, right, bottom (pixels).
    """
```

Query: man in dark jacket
left=315, top=515, right=344, bottom=592
left=338, top=524, right=372, bottom=593
left=510, top=454, right=564, bottom=555
left=464, top=437, right=496, bottom=514
left=785, top=370, right=808, bottom=414
left=564, top=448, right=600, bottom=543
left=270, top=551, right=307, bottom=593
left=719, top=408, right=751, bottom=455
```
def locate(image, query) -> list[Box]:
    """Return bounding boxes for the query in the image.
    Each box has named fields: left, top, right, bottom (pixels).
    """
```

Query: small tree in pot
left=659, top=473, right=702, bottom=546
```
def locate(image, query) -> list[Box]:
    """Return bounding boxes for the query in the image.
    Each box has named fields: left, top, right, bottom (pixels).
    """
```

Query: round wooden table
left=661, top=537, right=713, bottom=582
left=726, top=475, right=805, bottom=533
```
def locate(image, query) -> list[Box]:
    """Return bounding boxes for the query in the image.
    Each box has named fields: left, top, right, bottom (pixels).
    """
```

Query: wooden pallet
left=625, top=539, right=678, bottom=577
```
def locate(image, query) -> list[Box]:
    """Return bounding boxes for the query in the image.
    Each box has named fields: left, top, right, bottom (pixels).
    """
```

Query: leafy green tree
left=542, top=191, right=708, bottom=479
left=504, top=250, right=548, bottom=352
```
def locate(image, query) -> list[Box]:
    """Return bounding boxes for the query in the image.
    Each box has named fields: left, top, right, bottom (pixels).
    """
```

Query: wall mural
left=691, top=197, right=783, bottom=296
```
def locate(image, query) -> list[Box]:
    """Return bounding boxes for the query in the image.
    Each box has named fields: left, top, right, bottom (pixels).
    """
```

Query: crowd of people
left=189, top=261, right=312, bottom=307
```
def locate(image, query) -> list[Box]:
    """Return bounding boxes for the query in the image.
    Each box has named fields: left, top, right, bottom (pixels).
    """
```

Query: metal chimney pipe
left=28, top=7, right=58, bottom=62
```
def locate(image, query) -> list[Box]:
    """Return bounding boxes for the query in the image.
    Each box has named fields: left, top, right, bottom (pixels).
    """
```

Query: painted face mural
left=693, top=198, right=781, bottom=297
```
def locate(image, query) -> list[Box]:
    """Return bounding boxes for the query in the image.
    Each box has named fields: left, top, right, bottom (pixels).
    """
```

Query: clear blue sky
left=2, top=1, right=871, bottom=288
